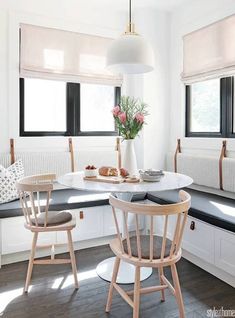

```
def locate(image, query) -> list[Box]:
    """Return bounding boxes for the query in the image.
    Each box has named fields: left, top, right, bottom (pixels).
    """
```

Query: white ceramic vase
left=122, top=139, right=139, bottom=177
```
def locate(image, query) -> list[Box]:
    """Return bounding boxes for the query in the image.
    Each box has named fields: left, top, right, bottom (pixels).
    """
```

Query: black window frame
left=20, top=78, right=120, bottom=137
left=185, top=76, right=235, bottom=138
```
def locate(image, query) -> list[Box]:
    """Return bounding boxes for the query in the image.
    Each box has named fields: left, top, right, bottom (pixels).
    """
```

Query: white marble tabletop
left=58, top=171, right=193, bottom=193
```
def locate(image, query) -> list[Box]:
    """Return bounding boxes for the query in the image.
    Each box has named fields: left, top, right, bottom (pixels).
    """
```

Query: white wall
left=169, top=0, right=235, bottom=156
left=134, top=9, right=171, bottom=169
left=0, top=0, right=170, bottom=171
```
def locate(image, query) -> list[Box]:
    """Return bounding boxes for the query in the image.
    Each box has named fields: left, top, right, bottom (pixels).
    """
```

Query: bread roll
left=99, top=166, right=118, bottom=177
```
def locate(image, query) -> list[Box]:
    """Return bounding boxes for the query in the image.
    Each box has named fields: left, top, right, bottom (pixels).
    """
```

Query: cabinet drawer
left=182, top=216, right=214, bottom=263
left=215, top=228, right=235, bottom=276
left=56, top=207, right=104, bottom=243
left=76, top=206, right=104, bottom=241
left=1, top=217, right=55, bottom=254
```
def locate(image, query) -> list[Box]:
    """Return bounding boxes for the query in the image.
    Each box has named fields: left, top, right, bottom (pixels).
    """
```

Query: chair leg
left=67, top=230, right=79, bottom=289
left=105, top=257, right=120, bottom=313
left=171, top=264, right=185, bottom=318
left=133, top=266, right=141, bottom=318
left=158, top=267, right=165, bottom=302
left=24, top=232, right=38, bottom=293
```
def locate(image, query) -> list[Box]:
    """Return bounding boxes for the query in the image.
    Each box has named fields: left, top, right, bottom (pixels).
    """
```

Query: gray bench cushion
left=147, top=189, right=235, bottom=233
left=31, top=211, right=72, bottom=226
left=0, top=189, right=146, bottom=219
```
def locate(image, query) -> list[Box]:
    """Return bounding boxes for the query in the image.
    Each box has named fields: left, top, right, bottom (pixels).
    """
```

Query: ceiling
left=78, top=0, right=190, bottom=12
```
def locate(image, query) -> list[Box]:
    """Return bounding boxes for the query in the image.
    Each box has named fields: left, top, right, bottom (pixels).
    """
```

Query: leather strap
left=174, top=139, right=181, bottom=173
left=219, top=140, right=227, bottom=190
left=68, top=138, right=75, bottom=172
left=10, top=138, right=15, bottom=165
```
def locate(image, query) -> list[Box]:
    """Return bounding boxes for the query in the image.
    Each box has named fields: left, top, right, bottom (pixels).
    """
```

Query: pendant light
left=106, top=0, right=154, bottom=74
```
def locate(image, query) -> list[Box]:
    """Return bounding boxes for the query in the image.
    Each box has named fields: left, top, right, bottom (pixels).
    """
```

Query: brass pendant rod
left=129, top=0, right=132, bottom=25
left=125, top=0, right=137, bottom=34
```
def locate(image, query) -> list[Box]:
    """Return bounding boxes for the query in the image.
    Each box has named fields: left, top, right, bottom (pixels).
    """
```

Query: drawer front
left=182, top=216, right=215, bottom=263
left=1, top=217, right=55, bottom=254
left=215, top=228, right=235, bottom=276
left=75, top=206, right=103, bottom=241
left=56, top=207, right=104, bottom=243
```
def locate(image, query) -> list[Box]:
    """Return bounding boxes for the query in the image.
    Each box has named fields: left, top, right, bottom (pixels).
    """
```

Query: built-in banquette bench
left=151, top=139, right=235, bottom=287
left=0, top=139, right=147, bottom=267
left=0, top=139, right=235, bottom=287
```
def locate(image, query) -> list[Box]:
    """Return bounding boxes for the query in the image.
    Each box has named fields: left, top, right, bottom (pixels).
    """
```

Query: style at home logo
left=207, top=307, right=235, bottom=317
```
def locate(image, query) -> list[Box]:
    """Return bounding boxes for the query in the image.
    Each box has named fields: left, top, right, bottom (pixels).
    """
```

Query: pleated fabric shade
left=182, top=14, right=235, bottom=83
left=20, top=24, right=122, bottom=86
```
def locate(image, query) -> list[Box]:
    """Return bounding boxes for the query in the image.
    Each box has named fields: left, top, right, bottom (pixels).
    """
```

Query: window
left=22, top=78, right=67, bottom=133
left=20, top=78, right=120, bottom=137
left=79, top=84, right=116, bottom=134
left=189, top=79, right=220, bottom=133
left=185, top=77, right=234, bottom=138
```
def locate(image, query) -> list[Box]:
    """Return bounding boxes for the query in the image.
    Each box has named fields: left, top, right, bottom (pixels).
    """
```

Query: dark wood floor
left=0, top=245, right=234, bottom=318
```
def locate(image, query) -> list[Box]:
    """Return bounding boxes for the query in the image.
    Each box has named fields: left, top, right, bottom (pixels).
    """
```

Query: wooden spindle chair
left=106, top=190, right=191, bottom=318
left=16, top=174, right=79, bottom=292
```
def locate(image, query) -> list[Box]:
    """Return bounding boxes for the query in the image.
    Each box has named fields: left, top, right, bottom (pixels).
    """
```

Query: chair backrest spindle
left=170, top=214, right=181, bottom=258
left=112, top=207, right=124, bottom=254
left=149, top=215, right=154, bottom=262
left=124, top=211, right=132, bottom=257
left=135, top=214, right=142, bottom=260
left=161, top=215, right=169, bottom=261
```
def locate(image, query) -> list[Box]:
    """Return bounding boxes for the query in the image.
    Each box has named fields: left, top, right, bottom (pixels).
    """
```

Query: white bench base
left=0, top=200, right=234, bottom=291
left=183, top=250, right=235, bottom=288
left=1, top=235, right=114, bottom=267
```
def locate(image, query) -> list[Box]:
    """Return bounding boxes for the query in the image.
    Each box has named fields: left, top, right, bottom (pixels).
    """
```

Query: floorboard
left=0, top=245, right=234, bottom=318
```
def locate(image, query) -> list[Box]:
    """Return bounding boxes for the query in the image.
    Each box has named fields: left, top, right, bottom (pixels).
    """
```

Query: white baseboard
left=182, top=249, right=235, bottom=288
left=1, top=235, right=114, bottom=266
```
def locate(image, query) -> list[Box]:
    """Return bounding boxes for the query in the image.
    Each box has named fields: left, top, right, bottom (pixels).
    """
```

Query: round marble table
left=58, top=171, right=193, bottom=284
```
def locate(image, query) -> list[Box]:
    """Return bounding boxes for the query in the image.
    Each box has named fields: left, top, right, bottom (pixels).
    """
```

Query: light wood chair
left=16, top=174, right=79, bottom=293
left=106, top=190, right=191, bottom=318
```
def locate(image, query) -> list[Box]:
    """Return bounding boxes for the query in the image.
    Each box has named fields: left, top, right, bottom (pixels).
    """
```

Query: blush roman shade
left=182, top=14, right=235, bottom=83
left=20, top=24, right=122, bottom=86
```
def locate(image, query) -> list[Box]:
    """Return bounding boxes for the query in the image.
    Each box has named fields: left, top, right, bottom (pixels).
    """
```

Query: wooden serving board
left=83, top=176, right=140, bottom=184
left=84, top=176, right=124, bottom=184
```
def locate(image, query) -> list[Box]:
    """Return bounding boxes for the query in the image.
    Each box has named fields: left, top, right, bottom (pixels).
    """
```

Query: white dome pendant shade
left=106, top=33, right=154, bottom=74
left=106, top=0, right=154, bottom=75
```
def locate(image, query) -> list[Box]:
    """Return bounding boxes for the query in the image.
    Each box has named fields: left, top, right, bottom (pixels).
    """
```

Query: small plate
left=139, top=169, right=164, bottom=182
left=141, top=175, right=162, bottom=182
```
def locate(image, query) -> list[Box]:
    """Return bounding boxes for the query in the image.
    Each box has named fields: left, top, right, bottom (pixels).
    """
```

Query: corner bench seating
left=1, top=139, right=235, bottom=286
left=148, top=188, right=235, bottom=233
left=0, top=189, right=146, bottom=218
left=1, top=187, right=234, bottom=234
left=163, top=141, right=235, bottom=287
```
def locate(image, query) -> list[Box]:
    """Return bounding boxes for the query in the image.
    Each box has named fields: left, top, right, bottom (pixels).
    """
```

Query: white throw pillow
left=0, top=160, right=24, bottom=204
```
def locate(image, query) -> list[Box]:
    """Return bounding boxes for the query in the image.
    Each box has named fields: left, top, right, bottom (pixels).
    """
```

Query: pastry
left=99, top=166, right=118, bottom=177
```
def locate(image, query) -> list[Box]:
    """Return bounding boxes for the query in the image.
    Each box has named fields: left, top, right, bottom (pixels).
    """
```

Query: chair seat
left=123, top=235, right=172, bottom=259
left=31, top=210, right=72, bottom=226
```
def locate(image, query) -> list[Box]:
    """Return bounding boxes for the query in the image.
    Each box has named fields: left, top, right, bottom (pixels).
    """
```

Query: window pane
left=80, top=84, right=115, bottom=132
left=190, top=79, right=220, bottom=132
left=24, top=78, right=66, bottom=132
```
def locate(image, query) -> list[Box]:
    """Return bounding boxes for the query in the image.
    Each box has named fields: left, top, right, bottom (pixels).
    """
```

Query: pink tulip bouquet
left=112, top=96, right=148, bottom=140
